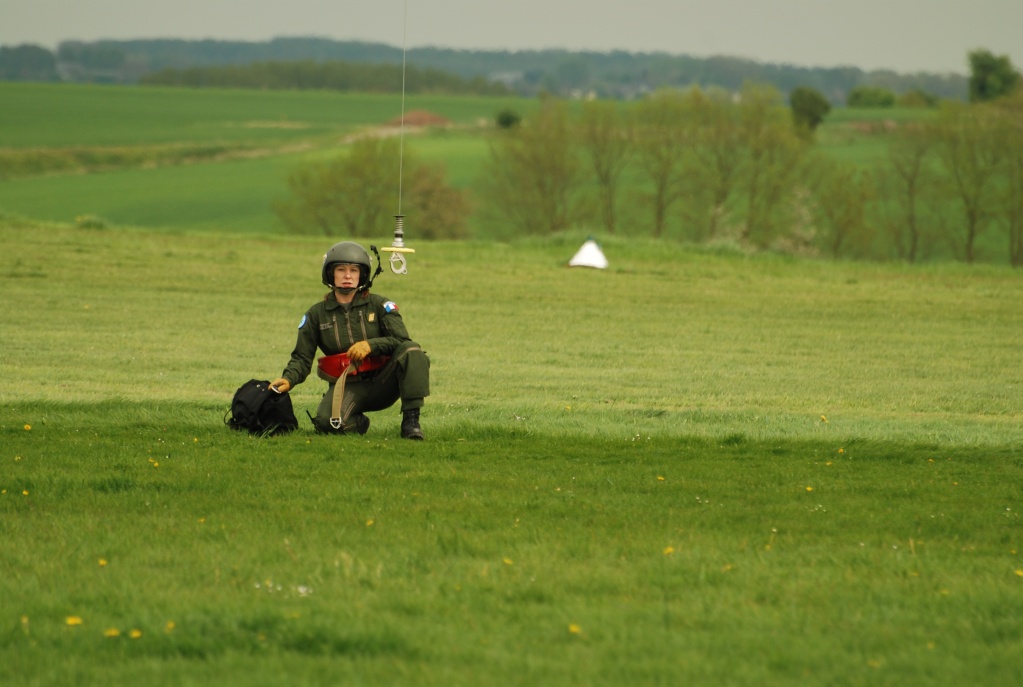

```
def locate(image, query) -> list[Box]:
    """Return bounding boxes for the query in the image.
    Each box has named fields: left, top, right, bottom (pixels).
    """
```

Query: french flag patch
left=383, top=301, right=399, bottom=313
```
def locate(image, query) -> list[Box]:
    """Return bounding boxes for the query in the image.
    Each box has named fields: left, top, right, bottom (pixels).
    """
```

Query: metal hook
left=389, top=251, right=408, bottom=275
left=380, top=214, right=413, bottom=275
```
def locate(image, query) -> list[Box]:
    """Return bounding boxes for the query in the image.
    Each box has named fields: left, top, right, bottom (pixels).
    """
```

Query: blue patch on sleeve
left=298, top=314, right=307, bottom=329
left=383, top=301, right=398, bottom=313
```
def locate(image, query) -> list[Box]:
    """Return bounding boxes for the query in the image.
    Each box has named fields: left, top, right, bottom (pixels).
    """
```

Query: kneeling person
left=270, top=241, right=430, bottom=440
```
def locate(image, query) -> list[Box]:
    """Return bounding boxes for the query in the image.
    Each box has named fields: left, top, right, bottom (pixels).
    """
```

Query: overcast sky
left=2, top=0, right=1021, bottom=75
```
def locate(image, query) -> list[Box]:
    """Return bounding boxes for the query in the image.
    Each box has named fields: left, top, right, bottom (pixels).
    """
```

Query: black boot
left=348, top=413, right=370, bottom=435
left=401, top=408, right=424, bottom=440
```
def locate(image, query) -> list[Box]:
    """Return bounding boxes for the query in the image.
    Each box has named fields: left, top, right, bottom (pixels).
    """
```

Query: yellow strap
left=329, top=364, right=356, bottom=429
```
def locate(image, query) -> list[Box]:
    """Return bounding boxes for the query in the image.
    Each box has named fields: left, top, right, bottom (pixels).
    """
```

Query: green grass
left=1, top=218, right=1021, bottom=685
left=0, top=82, right=527, bottom=148
left=0, top=82, right=505, bottom=230
left=0, top=131, right=491, bottom=233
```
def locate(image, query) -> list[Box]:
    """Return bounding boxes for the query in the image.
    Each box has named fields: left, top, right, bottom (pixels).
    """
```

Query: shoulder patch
left=298, top=314, right=307, bottom=329
left=383, top=301, right=398, bottom=313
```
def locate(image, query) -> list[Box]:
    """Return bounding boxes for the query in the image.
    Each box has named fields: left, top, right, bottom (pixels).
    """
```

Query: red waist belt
left=317, top=353, right=390, bottom=378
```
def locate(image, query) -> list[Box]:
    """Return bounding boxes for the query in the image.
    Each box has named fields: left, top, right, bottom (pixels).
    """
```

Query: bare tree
left=632, top=89, right=690, bottom=238
left=684, top=87, right=744, bottom=240
left=274, top=137, right=468, bottom=239
left=807, top=156, right=874, bottom=258
left=578, top=100, right=633, bottom=235
left=477, top=100, right=581, bottom=236
left=737, top=83, right=806, bottom=247
left=882, top=122, right=935, bottom=262
left=931, top=102, right=1005, bottom=263
left=993, top=93, right=1023, bottom=266
left=275, top=138, right=395, bottom=237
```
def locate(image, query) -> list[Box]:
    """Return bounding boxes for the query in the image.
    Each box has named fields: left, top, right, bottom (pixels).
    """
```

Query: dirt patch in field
left=847, top=119, right=898, bottom=134
left=384, top=110, right=452, bottom=128
left=240, top=120, right=311, bottom=129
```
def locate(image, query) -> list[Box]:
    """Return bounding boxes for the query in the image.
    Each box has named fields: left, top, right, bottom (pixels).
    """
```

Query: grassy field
left=1, top=217, right=1021, bottom=685
left=0, top=82, right=527, bottom=148
left=0, top=82, right=514, bottom=233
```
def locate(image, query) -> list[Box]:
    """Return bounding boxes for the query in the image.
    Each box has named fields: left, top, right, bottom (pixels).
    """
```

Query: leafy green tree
left=477, top=100, right=581, bottom=235
left=274, top=137, right=468, bottom=239
left=0, top=44, right=58, bottom=81
left=968, top=49, right=1021, bottom=103
left=789, top=86, right=831, bottom=138
left=846, top=85, right=896, bottom=108
left=578, top=100, right=632, bottom=234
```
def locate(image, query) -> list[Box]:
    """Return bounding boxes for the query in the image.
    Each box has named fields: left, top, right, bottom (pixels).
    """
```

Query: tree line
left=475, top=84, right=1023, bottom=265
left=2, top=36, right=970, bottom=102
left=139, top=60, right=510, bottom=96
left=277, top=72, right=1022, bottom=267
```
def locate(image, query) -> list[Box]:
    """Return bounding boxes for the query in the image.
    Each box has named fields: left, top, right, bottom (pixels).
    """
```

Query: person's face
left=333, top=263, right=361, bottom=290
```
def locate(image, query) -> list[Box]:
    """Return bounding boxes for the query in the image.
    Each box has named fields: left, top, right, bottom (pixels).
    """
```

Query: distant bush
left=495, top=108, right=522, bottom=129
left=897, top=89, right=939, bottom=108
left=846, top=85, right=896, bottom=108
left=789, top=86, right=831, bottom=136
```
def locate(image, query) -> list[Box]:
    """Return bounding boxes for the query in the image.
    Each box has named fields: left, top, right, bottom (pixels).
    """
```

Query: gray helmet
left=322, top=241, right=372, bottom=289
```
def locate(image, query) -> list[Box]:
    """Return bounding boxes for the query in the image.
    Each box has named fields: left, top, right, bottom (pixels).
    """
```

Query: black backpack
left=225, top=379, right=299, bottom=437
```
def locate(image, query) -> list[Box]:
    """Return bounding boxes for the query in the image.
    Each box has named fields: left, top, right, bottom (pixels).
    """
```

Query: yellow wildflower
left=65, top=616, right=83, bottom=626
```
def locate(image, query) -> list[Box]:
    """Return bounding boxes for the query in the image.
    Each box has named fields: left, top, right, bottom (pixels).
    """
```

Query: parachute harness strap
left=380, top=0, right=415, bottom=275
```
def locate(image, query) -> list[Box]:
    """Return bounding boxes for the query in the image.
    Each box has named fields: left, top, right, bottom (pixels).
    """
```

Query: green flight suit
left=279, top=290, right=430, bottom=433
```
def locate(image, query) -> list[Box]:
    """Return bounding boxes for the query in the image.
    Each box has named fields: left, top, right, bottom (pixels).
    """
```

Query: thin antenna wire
left=397, top=0, right=408, bottom=216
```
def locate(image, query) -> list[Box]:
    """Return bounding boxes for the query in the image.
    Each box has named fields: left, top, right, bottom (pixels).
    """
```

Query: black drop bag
left=225, top=379, right=298, bottom=436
